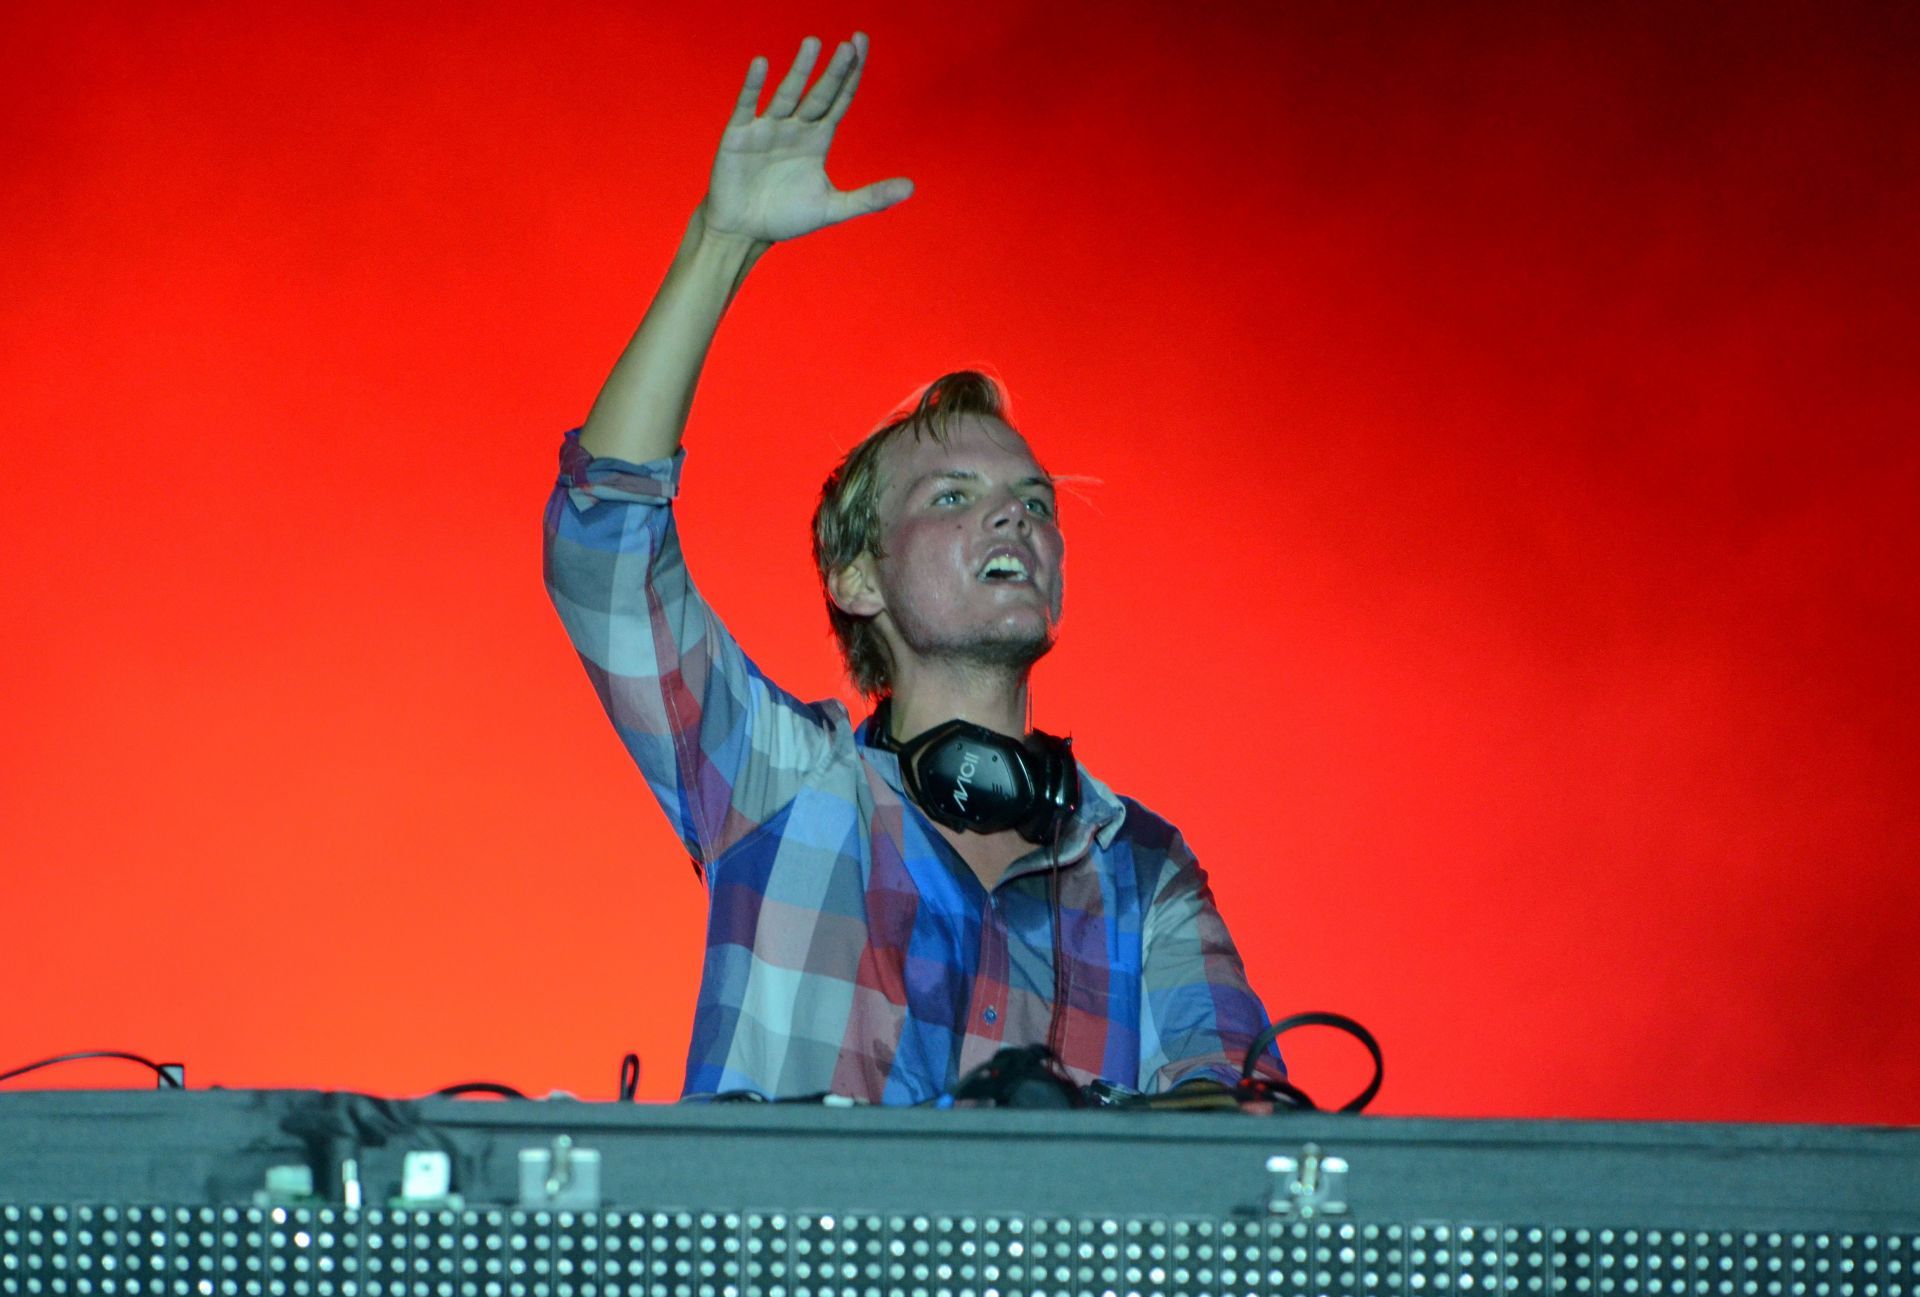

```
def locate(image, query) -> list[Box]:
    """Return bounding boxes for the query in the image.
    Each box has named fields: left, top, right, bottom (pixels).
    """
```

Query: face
left=844, top=414, right=1065, bottom=678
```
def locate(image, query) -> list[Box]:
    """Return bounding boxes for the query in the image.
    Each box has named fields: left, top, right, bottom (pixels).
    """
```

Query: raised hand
left=703, top=33, right=912, bottom=245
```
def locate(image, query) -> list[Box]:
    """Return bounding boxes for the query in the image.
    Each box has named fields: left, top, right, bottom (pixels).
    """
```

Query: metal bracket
left=1266, top=1143, right=1349, bottom=1217
left=518, top=1134, right=601, bottom=1210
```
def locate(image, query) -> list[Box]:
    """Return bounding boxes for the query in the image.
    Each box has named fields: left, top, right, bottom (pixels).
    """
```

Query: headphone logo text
left=953, top=748, right=980, bottom=810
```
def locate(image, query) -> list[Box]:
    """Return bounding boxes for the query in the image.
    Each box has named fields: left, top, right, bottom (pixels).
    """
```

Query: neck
left=884, top=660, right=1030, bottom=743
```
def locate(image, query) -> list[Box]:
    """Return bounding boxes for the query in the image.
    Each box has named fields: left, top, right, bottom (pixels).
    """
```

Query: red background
left=3, top=2, right=1916, bottom=1123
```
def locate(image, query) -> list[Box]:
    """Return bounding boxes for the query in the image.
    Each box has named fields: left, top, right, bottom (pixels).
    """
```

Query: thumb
left=835, top=176, right=914, bottom=221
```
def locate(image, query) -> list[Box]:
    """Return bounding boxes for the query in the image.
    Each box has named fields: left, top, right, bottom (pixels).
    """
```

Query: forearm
left=578, top=203, right=769, bottom=464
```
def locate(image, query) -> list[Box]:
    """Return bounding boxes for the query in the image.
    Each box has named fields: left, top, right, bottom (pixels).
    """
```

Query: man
left=543, top=33, right=1281, bottom=1103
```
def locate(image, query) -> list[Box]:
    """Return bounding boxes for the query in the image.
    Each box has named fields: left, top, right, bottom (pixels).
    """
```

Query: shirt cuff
left=558, top=427, right=685, bottom=505
left=1166, top=1062, right=1247, bottom=1091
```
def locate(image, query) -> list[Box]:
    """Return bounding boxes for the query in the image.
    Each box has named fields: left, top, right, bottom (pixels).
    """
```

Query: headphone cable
left=1046, top=841, right=1067, bottom=1065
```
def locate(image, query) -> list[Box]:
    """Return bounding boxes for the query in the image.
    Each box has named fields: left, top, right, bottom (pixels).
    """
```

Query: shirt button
left=983, top=1007, right=999, bottom=1024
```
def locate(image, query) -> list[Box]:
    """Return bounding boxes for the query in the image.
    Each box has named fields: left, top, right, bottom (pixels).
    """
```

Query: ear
left=828, top=554, right=885, bottom=618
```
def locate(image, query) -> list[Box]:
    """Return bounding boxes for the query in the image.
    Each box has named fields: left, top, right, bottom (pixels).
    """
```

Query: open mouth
left=978, top=553, right=1031, bottom=583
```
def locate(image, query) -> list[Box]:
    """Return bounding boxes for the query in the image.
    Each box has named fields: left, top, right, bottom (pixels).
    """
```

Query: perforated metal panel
left=6, top=1205, right=1915, bottom=1297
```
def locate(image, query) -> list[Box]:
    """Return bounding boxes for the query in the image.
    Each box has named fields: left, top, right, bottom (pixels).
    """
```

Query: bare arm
left=579, top=32, right=912, bottom=463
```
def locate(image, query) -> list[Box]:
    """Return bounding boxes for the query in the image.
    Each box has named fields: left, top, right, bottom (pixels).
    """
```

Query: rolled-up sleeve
left=542, top=430, right=835, bottom=867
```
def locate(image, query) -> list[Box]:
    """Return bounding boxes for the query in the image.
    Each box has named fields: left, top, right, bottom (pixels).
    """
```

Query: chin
left=965, top=625, right=1056, bottom=671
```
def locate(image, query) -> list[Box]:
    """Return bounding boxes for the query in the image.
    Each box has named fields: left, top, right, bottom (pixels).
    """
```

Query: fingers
left=821, top=33, right=868, bottom=125
left=763, top=35, right=821, bottom=118
left=728, top=56, right=768, bottom=127
left=739, top=32, right=866, bottom=125
left=796, top=38, right=856, bottom=121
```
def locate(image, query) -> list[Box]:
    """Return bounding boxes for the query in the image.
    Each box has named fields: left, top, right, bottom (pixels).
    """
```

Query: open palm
left=704, top=33, right=912, bottom=244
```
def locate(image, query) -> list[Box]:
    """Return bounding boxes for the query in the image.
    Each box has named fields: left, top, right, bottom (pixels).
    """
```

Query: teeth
left=981, top=555, right=1028, bottom=579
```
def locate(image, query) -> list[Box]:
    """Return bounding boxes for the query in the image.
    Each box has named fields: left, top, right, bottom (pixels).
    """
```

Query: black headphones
left=870, top=701, right=1081, bottom=845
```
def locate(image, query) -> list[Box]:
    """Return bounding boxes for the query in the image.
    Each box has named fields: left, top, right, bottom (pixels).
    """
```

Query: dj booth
left=3, top=1090, right=1915, bottom=1297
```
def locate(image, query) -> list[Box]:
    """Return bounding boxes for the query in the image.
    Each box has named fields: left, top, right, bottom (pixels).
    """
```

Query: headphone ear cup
left=871, top=705, right=1082, bottom=845
left=1036, top=734, right=1081, bottom=843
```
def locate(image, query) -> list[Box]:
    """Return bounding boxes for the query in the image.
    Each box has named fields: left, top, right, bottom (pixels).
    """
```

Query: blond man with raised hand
left=544, top=34, right=1282, bottom=1103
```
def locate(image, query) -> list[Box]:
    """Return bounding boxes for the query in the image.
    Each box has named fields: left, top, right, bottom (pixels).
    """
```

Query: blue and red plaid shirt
left=543, top=431, right=1282, bottom=1103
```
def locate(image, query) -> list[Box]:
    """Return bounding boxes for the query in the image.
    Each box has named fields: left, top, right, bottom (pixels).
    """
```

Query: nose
left=986, top=491, right=1030, bottom=533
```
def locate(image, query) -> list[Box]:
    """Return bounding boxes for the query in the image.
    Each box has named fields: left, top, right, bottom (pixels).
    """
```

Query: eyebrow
left=911, top=469, right=1056, bottom=495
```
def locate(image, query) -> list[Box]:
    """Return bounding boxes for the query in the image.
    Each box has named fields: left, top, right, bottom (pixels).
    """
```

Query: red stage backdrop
left=3, top=2, right=1916, bottom=1122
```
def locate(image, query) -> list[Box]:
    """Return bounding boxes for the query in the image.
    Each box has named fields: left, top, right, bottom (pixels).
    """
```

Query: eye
left=1023, top=496, right=1055, bottom=518
left=932, top=488, right=966, bottom=506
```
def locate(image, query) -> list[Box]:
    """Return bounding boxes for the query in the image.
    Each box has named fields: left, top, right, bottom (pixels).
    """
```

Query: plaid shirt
left=543, top=431, right=1282, bottom=1103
